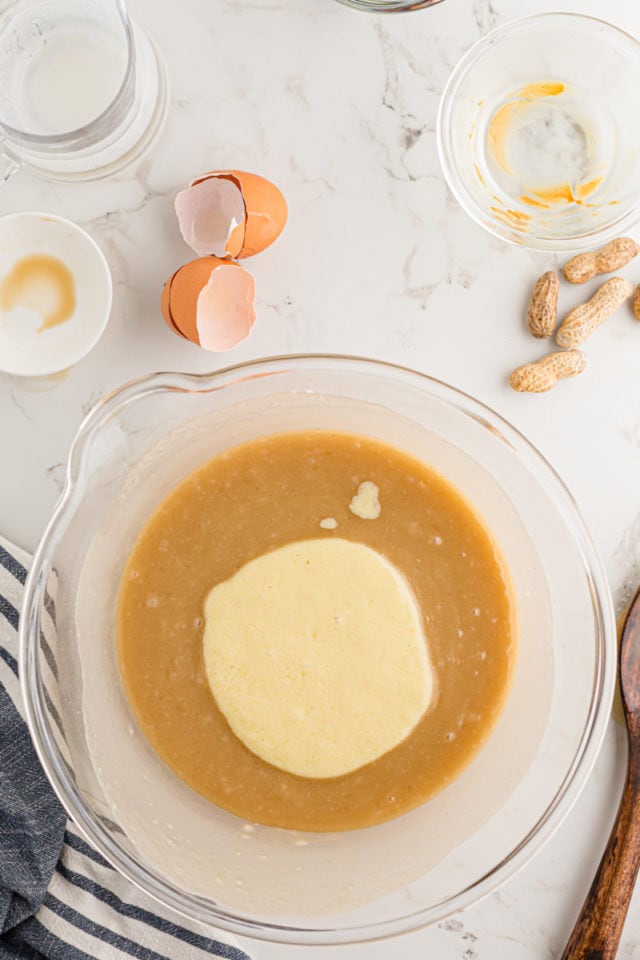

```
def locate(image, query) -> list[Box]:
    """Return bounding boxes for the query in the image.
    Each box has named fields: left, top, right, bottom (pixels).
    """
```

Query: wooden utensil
left=561, top=586, right=640, bottom=960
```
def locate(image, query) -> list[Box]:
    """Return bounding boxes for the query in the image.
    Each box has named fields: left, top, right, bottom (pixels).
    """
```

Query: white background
left=1, top=0, right=639, bottom=956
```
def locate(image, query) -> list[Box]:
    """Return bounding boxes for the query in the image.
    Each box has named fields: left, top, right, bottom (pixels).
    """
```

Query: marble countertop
left=2, top=0, right=640, bottom=955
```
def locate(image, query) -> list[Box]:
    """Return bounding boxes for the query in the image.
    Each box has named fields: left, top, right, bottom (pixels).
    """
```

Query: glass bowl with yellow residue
left=438, top=14, right=640, bottom=250
left=20, top=356, right=616, bottom=943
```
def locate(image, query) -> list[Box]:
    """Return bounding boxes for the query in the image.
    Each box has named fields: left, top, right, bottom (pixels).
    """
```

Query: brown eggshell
left=161, top=256, right=224, bottom=343
left=161, top=267, right=188, bottom=339
left=161, top=256, right=256, bottom=351
left=192, top=170, right=288, bottom=258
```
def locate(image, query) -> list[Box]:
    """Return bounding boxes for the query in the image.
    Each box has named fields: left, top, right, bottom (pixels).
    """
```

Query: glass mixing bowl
left=20, top=355, right=615, bottom=944
left=437, top=14, right=640, bottom=251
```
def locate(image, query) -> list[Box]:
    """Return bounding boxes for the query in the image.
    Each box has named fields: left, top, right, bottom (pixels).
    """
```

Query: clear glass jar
left=0, top=0, right=167, bottom=181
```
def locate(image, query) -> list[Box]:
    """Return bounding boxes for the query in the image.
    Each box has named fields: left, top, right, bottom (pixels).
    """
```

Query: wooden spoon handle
left=561, top=767, right=640, bottom=960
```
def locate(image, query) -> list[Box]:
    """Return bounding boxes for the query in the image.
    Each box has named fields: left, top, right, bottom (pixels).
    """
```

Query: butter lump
left=319, top=517, right=338, bottom=530
left=203, top=538, right=433, bottom=778
left=349, top=480, right=381, bottom=520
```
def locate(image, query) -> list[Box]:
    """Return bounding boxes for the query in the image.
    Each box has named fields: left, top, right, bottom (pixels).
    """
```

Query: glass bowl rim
left=334, top=0, right=445, bottom=12
left=436, top=11, right=640, bottom=252
left=19, top=354, right=617, bottom=944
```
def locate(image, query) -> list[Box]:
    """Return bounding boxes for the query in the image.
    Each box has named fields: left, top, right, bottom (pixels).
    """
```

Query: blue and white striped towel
left=0, top=537, right=251, bottom=960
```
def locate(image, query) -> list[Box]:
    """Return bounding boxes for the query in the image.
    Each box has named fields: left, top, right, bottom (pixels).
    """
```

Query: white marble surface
left=2, top=0, right=640, bottom=955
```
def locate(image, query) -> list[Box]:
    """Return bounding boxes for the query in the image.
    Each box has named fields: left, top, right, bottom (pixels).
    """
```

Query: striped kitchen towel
left=0, top=537, right=251, bottom=960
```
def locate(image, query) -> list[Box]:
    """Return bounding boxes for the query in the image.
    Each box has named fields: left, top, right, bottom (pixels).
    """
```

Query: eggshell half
left=175, top=177, right=245, bottom=259
left=161, top=256, right=219, bottom=342
left=191, top=169, right=288, bottom=258
left=161, top=256, right=256, bottom=351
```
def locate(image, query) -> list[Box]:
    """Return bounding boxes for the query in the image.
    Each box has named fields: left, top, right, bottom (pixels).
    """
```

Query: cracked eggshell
left=161, top=256, right=256, bottom=352
left=174, top=177, right=246, bottom=259
left=178, top=170, right=288, bottom=260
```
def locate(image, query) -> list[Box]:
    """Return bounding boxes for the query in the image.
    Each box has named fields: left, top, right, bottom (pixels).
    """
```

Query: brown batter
left=116, top=431, right=515, bottom=831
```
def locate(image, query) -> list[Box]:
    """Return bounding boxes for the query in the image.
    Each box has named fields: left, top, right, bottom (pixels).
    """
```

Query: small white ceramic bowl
left=0, top=212, right=112, bottom=376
